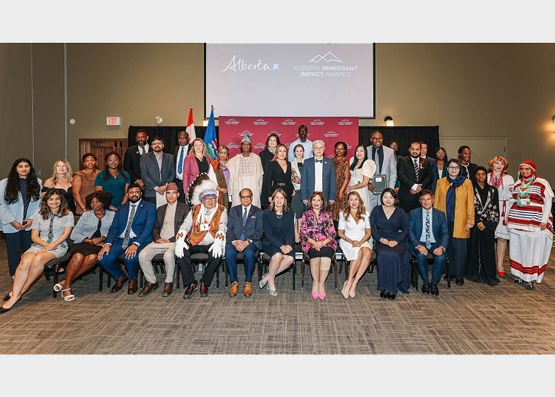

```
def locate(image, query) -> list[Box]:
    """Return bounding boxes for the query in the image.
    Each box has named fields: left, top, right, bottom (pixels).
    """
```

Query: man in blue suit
left=301, top=139, right=336, bottom=206
left=98, top=183, right=157, bottom=294
left=408, top=189, right=449, bottom=296
left=225, top=188, right=264, bottom=297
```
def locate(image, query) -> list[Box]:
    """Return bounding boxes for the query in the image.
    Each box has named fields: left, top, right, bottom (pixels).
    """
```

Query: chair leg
left=175, top=259, right=181, bottom=290
left=333, top=256, right=338, bottom=289
left=446, top=259, right=451, bottom=289
left=301, top=258, right=305, bottom=289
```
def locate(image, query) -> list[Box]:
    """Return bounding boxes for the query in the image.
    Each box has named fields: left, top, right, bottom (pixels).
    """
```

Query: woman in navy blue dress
left=370, top=188, right=410, bottom=300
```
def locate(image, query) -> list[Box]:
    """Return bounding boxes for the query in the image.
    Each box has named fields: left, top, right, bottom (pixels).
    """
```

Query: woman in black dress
left=370, top=188, right=410, bottom=300
left=465, top=166, right=500, bottom=286
left=264, top=144, right=294, bottom=207
left=259, top=188, right=295, bottom=296
left=259, top=133, right=280, bottom=208
left=42, top=158, right=76, bottom=214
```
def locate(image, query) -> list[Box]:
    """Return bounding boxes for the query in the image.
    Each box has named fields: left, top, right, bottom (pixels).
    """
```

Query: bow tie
left=315, top=159, right=323, bottom=163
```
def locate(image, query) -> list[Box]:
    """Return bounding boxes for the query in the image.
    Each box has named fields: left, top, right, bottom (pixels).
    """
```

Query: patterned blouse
left=330, top=156, right=350, bottom=222
left=299, top=209, right=337, bottom=253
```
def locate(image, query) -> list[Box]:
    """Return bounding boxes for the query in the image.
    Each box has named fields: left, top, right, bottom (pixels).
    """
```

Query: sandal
left=53, top=283, right=64, bottom=292
left=62, top=288, right=75, bottom=302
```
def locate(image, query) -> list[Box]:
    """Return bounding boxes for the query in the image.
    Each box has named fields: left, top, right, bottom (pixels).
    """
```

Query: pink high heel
left=318, top=291, right=326, bottom=300
left=311, top=291, right=318, bottom=300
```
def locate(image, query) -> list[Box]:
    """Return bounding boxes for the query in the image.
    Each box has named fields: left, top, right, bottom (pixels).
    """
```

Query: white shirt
left=419, top=208, right=436, bottom=244
left=118, top=200, right=141, bottom=239
left=314, top=157, right=324, bottom=192
left=138, top=143, right=149, bottom=154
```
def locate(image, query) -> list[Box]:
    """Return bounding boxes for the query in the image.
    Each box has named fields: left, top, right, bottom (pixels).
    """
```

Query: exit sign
left=107, top=117, right=121, bottom=126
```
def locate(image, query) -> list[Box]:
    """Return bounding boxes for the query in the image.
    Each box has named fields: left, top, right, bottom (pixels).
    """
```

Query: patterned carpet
left=1, top=239, right=555, bottom=355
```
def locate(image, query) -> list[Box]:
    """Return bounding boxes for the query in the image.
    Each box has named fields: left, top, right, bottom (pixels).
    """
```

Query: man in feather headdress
left=175, top=174, right=228, bottom=299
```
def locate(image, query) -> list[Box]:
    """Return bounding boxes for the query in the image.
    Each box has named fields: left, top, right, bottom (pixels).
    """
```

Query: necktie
left=414, top=158, right=419, bottom=180
left=122, top=204, right=136, bottom=249
left=177, top=146, right=184, bottom=174
left=425, top=211, right=431, bottom=249
left=139, top=146, right=144, bottom=155
left=240, top=207, right=248, bottom=240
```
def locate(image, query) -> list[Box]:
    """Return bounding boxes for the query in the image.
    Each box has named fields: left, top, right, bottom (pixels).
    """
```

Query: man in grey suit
left=140, top=136, right=176, bottom=205
left=225, top=188, right=264, bottom=297
left=301, top=139, right=336, bottom=206
left=366, top=130, right=397, bottom=210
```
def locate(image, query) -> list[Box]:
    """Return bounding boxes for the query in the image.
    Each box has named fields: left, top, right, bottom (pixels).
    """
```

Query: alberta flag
left=186, top=107, right=196, bottom=143
left=204, top=107, right=217, bottom=160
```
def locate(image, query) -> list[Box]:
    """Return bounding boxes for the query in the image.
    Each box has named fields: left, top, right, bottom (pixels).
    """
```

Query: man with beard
left=366, top=130, right=397, bottom=210
left=228, top=135, right=264, bottom=207
left=139, top=136, right=175, bottom=205
left=124, top=129, right=149, bottom=187
left=397, top=141, right=433, bottom=213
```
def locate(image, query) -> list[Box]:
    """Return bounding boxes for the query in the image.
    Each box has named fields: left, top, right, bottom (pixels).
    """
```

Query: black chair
left=257, top=250, right=297, bottom=290
left=149, top=253, right=181, bottom=290
left=410, top=252, right=451, bottom=291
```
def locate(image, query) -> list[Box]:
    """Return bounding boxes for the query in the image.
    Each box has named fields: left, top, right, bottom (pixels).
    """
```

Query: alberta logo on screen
left=221, top=55, right=279, bottom=72
left=253, top=119, right=268, bottom=126
left=281, top=119, right=296, bottom=126
left=310, top=119, right=325, bottom=126
left=324, top=130, right=339, bottom=138
left=294, top=52, right=358, bottom=77
left=309, top=52, right=342, bottom=64
left=225, top=118, right=240, bottom=125
left=338, top=119, right=353, bottom=126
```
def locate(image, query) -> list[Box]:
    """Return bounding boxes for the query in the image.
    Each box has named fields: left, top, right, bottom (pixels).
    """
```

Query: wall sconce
left=155, top=116, right=163, bottom=126
left=384, top=116, right=394, bottom=126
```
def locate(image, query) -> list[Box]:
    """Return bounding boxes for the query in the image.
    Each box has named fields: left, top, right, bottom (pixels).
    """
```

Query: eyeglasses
left=448, top=166, right=460, bottom=170
left=203, top=195, right=217, bottom=201
left=240, top=195, right=252, bottom=199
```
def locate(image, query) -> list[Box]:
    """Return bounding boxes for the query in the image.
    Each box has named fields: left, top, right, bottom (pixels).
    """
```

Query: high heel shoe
left=318, top=291, right=326, bottom=300
left=341, top=281, right=349, bottom=299
left=349, top=288, right=356, bottom=298
left=0, top=297, right=20, bottom=314
left=53, top=283, right=64, bottom=292
left=497, top=271, right=505, bottom=277
left=258, top=274, right=269, bottom=289
left=311, top=291, right=319, bottom=300
left=2, top=292, right=11, bottom=301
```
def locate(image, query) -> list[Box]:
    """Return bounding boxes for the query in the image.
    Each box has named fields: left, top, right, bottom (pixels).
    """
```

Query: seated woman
left=299, top=191, right=337, bottom=300
left=259, top=188, right=295, bottom=297
left=370, top=188, right=410, bottom=300
left=338, top=191, right=373, bottom=299
left=95, top=151, right=130, bottom=211
left=42, top=158, right=76, bottom=214
left=1, top=188, right=74, bottom=313
left=54, top=191, right=115, bottom=301
left=465, top=166, right=500, bottom=286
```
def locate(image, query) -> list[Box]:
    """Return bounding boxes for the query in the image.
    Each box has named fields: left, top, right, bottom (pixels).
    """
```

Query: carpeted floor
left=0, top=238, right=554, bottom=355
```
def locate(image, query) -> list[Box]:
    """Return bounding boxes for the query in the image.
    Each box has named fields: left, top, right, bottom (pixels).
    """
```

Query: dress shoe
left=430, top=282, right=439, bottom=296
left=111, top=274, right=128, bottom=293
left=183, top=283, right=198, bottom=299
left=421, top=280, right=430, bottom=294
left=228, top=281, right=239, bottom=297
left=127, top=279, right=138, bottom=294
left=138, top=281, right=158, bottom=297
left=380, top=290, right=386, bottom=299
left=243, top=282, right=253, bottom=297
left=162, top=282, right=173, bottom=297
left=455, top=278, right=465, bottom=286
left=199, top=282, right=209, bottom=297
left=387, top=293, right=396, bottom=300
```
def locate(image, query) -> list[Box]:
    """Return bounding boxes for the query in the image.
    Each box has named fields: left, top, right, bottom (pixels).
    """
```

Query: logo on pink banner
left=219, top=116, right=359, bottom=159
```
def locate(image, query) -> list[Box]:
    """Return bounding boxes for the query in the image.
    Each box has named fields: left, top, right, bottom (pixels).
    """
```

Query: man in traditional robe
left=227, top=136, right=264, bottom=208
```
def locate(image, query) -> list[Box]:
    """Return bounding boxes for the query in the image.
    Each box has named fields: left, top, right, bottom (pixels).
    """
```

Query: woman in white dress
left=337, top=191, right=373, bottom=299
left=487, top=155, right=515, bottom=277
left=345, top=145, right=376, bottom=216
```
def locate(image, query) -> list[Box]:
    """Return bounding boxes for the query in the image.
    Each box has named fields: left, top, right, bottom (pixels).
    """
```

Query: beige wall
left=1, top=43, right=554, bottom=182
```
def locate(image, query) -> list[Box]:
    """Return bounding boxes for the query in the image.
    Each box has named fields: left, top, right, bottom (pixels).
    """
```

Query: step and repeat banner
left=219, top=116, right=359, bottom=158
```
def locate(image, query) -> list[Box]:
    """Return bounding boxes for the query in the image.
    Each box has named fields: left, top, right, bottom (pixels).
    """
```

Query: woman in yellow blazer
left=434, top=158, right=475, bottom=285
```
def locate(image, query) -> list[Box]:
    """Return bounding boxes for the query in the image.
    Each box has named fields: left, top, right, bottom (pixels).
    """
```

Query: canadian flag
left=186, top=107, right=196, bottom=143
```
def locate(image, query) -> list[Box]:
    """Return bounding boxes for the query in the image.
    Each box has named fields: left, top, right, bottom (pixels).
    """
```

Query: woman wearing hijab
left=507, top=161, right=553, bottom=290
left=465, top=166, right=500, bottom=286
left=434, top=158, right=475, bottom=286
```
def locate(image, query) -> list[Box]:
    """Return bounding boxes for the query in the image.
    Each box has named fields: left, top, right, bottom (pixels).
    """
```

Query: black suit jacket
left=397, top=155, right=433, bottom=202
left=123, top=145, right=143, bottom=183
left=152, top=202, right=190, bottom=242
left=226, top=204, right=264, bottom=249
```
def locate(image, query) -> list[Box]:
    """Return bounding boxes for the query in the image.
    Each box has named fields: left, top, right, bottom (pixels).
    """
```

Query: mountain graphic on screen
left=309, top=52, right=342, bottom=63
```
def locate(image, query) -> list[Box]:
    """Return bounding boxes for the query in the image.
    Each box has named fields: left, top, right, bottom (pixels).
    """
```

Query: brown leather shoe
left=183, top=283, right=198, bottom=299
left=111, top=274, right=128, bottom=293
left=138, top=281, right=158, bottom=297
left=228, top=281, right=239, bottom=297
left=162, top=282, right=173, bottom=297
left=199, top=281, right=209, bottom=297
left=244, top=282, right=253, bottom=297
left=127, top=279, right=138, bottom=294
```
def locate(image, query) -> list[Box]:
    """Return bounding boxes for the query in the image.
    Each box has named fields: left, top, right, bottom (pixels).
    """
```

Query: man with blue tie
left=172, top=131, right=190, bottom=203
left=408, top=189, right=449, bottom=296
left=301, top=139, right=336, bottom=206
left=98, top=183, right=157, bottom=294
left=225, top=188, right=264, bottom=297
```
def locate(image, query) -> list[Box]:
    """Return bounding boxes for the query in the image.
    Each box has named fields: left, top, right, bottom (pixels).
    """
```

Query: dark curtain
left=359, top=126, right=440, bottom=158
left=128, top=126, right=219, bottom=153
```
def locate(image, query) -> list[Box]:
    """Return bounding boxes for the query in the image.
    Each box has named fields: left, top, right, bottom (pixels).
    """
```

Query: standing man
left=228, top=136, right=264, bottom=207
left=137, top=182, right=190, bottom=297
left=366, top=130, right=397, bottom=210
left=420, top=141, right=439, bottom=193
left=397, top=141, right=433, bottom=213
left=288, top=124, right=313, bottom=161
left=139, top=137, right=175, bottom=206
left=172, top=130, right=190, bottom=203
left=124, top=129, right=149, bottom=187
left=408, top=190, right=449, bottom=296
left=458, top=145, right=478, bottom=179
left=225, top=188, right=264, bottom=297
left=98, top=183, right=157, bottom=294
left=301, top=139, right=336, bottom=206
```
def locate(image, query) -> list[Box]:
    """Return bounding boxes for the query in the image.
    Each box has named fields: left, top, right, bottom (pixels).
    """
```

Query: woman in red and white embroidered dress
left=507, top=161, right=553, bottom=289
left=487, top=156, right=515, bottom=277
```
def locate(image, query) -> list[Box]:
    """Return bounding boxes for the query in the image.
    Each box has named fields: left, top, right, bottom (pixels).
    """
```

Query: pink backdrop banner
left=219, top=116, right=359, bottom=158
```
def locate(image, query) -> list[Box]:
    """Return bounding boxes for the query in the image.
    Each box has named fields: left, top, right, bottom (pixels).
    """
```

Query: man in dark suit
left=397, top=141, right=433, bottom=213
left=124, top=129, right=149, bottom=187
left=137, top=182, right=190, bottom=297
left=408, top=190, right=449, bottom=296
left=420, top=141, right=439, bottom=193
left=172, top=130, right=190, bottom=203
left=98, top=183, right=157, bottom=294
left=301, top=139, right=336, bottom=206
left=225, top=188, right=263, bottom=297
left=139, top=136, right=176, bottom=205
